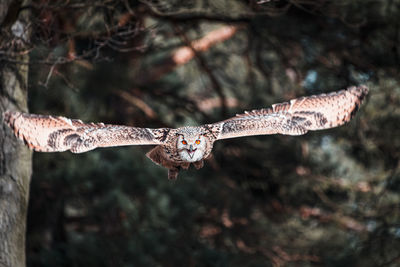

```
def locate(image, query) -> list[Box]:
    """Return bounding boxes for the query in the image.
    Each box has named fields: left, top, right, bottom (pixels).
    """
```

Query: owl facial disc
left=176, top=129, right=207, bottom=162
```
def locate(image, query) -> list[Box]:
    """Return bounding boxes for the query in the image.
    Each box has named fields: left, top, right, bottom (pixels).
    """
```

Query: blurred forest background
left=1, top=0, right=400, bottom=266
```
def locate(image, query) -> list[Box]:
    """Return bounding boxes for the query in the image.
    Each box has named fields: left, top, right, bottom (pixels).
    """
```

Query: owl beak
left=188, top=145, right=196, bottom=159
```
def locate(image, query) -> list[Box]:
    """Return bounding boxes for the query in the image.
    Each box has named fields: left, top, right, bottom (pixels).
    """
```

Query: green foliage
left=25, top=0, right=400, bottom=266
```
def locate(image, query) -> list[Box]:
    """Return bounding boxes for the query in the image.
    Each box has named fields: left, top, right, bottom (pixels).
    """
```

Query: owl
left=3, top=85, right=368, bottom=179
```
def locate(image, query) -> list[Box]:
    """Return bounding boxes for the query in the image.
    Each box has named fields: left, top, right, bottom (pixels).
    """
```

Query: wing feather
left=3, top=111, right=170, bottom=153
left=215, top=85, right=368, bottom=140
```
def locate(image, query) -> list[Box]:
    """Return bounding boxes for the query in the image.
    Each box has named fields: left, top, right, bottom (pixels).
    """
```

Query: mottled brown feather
left=215, top=85, right=368, bottom=140
left=2, top=85, right=368, bottom=179
left=3, top=111, right=169, bottom=153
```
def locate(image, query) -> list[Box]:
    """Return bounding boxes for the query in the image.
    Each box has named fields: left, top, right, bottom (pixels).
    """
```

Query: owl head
left=176, top=127, right=208, bottom=162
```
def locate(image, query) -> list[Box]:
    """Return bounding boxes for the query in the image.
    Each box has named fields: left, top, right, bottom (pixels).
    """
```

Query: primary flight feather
left=3, top=85, right=368, bottom=179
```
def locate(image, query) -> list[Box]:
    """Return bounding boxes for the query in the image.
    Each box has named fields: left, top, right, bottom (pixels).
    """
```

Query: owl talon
left=193, top=160, right=204, bottom=170
left=168, top=167, right=180, bottom=180
left=181, top=162, right=190, bottom=170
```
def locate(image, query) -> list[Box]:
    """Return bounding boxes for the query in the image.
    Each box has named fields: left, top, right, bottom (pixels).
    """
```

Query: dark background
left=15, top=0, right=400, bottom=266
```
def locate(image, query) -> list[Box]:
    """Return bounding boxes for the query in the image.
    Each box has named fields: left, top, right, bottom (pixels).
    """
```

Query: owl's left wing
left=213, top=85, right=368, bottom=140
left=3, top=111, right=171, bottom=153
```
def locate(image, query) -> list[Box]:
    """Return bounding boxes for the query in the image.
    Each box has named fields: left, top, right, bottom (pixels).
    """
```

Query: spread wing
left=3, top=111, right=171, bottom=153
left=214, top=85, right=368, bottom=140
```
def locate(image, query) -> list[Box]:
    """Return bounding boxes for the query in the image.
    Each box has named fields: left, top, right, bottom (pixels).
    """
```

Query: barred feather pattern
left=215, top=85, right=368, bottom=140
left=3, top=112, right=169, bottom=153
left=3, top=85, right=368, bottom=179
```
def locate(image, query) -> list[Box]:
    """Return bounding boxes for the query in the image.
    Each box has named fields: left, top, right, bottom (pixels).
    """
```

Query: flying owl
left=3, top=85, right=368, bottom=179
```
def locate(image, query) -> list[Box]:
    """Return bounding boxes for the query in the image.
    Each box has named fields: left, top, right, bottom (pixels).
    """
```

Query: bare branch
left=116, top=90, right=157, bottom=119
left=139, top=25, right=239, bottom=84
left=174, top=24, right=229, bottom=116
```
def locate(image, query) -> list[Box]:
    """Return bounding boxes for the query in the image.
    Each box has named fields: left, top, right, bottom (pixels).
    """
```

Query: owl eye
left=181, top=140, right=187, bottom=145
left=195, top=140, right=201, bottom=145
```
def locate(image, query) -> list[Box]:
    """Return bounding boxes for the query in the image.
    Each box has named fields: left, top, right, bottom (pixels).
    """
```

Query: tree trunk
left=0, top=1, right=32, bottom=266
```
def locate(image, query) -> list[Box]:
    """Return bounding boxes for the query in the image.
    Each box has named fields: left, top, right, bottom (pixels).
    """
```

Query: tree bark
left=0, top=1, right=32, bottom=266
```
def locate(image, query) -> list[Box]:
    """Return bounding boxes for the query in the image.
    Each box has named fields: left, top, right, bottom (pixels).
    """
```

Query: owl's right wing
left=3, top=111, right=171, bottom=153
